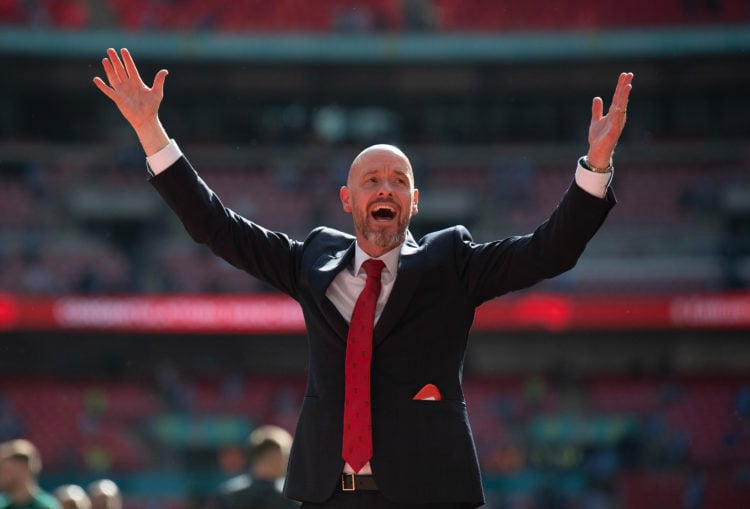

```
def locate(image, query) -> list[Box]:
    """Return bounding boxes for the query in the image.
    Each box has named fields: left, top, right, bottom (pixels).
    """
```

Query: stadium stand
left=2, top=0, right=749, bottom=32
left=1, top=375, right=749, bottom=508
left=1, top=1, right=749, bottom=509
left=0, top=157, right=744, bottom=295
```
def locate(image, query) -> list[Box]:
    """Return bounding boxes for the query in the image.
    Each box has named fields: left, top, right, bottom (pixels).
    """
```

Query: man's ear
left=411, top=188, right=419, bottom=215
left=340, top=186, right=352, bottom=213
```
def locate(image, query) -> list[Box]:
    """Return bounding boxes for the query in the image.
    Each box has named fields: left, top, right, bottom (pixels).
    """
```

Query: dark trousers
left=300, top=490, right=476, bottom=509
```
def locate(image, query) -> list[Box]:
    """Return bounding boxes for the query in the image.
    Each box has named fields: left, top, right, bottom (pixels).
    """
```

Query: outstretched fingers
left=591, top=96, right=604, bottom=123
left=106, top=47, right=128, bottom=83
left=92, top=76, right=116, bottom=101
left=587, top=72, right=634, bottom=163
left=101, top=56, right=120, bottom=87
left=120, top=48, right=143, bottom=84
left=151, top=69, right=169, bottom=96
left=92, top=48, right=170, bottom=139
left=609, top=72, right=633, bottom=115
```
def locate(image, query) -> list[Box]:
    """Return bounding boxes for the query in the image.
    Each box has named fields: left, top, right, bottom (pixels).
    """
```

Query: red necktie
left=342, top=258, right=385, bottom=473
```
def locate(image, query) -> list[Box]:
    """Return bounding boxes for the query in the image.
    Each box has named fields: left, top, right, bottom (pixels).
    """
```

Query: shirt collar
left=353, top=241, right=402, bottom=277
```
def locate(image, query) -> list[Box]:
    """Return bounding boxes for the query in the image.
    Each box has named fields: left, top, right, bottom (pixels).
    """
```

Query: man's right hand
left=93, top=48, right=170, bottom=156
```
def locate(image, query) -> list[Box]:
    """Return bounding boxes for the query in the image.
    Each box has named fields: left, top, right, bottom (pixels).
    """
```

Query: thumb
left=591, top=96, right=603, bottom=123
left=152, top=69, right=169, bottom=94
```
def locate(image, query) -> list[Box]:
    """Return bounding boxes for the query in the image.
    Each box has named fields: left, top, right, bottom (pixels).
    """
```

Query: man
left=217, top=425, right=299, bottom=509
left=0, top=440, right=60, bottom=509
left=94, top=48, right=633, bottom=508
left=86, top=480, right=121, bottom=509
left=53, top=486, right=90, bottom=509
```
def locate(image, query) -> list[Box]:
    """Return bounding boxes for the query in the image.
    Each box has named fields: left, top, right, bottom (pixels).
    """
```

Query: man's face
left=0, top=458, right=25, bottom=492
left=91, top=493, right=120, bottom=509
left=340, top=145, right=419, bottom=257
left=90, top=494, right=109, bottom=509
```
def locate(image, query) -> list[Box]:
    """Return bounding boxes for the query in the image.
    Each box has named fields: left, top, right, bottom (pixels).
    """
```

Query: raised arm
left=93, top=48, right=305, bottom=297
left=463, top=72, right=633, bottom=303
left=93, top=48, right=170, bottom=156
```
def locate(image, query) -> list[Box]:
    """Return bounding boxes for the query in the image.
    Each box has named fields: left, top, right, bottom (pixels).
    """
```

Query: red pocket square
left=412, top=383, right=442, bottom=401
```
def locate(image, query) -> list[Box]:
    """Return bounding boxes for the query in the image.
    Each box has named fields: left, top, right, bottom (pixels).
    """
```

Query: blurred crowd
left=1, top=374, right=750, bottom=508
left=0, top=1, right=747, bottom=297
left=1, top=2, right=749, bottom=509
left=0, top=439, right=121, bottom=509
left=1, top=151, right=748, bottom=296
left=1, top=0, right=748, bottom=33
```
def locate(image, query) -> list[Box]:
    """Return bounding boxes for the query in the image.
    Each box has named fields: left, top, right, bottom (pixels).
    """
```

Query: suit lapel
left=373, top=233, right=422, bottom=348
left=310, top=244, right=355, bottom=299
left=310, top=243, right=355, bottom=341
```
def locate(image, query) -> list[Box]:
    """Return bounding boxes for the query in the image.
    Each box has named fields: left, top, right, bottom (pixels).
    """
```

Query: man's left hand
left=587, top=72, right=634, bottom=169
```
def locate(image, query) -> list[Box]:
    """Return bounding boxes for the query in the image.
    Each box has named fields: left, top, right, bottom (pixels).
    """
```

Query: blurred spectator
left=333, top=5, right=376, bottom=33
left=0, top=439, right=60, bottom=509
left=682, top=469, right=706, bottom=509
left=0, top=397, right=25, bottom=442
left=79, top=387, right=108, bottom=435
left=155, top=363, right=193, bottom=413
left=46, top=0, right=89, bottom=30
left=53, top=485, right=90, bottom=509
left=682, top=0, right=721, bottom=17
left=402, top=0, right=435, bottom=30
left=216, top=425, right=298, bottom=509
left=579, top=484, right=612, bottom=509
left=736, top=385, right=750, bottom=418
left=270, top=386, right=301, bottom=433
left=86, top=480, right=121, bottom=509
left=21, top=252, right=59, bottom=295
left=718, top=177, right=750, bottom=289
left=8, top=0, right=90, bottom=29
left=333, top=3, right=393, bottom=33
left=491, top=158, right=534, bottom=211
left=523, top=375, right=547, bottom=409
left=17, top=0, right=51, bottom=26
left=82, top=447, right=112, bottom=474
left=219, top=375, right=248, bottom=417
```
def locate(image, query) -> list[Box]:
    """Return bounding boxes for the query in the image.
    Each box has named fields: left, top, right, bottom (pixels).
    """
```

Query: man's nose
left=377, top=181, right=394, bottom=195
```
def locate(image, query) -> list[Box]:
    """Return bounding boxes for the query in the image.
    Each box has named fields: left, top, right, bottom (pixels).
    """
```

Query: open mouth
left=371, top=205, right=397, bottom=221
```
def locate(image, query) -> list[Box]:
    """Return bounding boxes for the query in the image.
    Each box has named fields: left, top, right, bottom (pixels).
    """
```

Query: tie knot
left=362, top=259, right=385, bottom=279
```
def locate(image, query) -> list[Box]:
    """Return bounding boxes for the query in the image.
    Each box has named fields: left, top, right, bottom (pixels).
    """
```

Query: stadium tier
left=1, top=0, right=749, bottom=32
left=1, top=375, right=749, bottom=508
left=1, top=3, right=749, bottom=509
left=0, top=157, right=746, bottom=295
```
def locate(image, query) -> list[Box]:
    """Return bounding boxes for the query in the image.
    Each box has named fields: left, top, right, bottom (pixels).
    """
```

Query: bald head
left=55, top=485, right=91, bottom=509
left=87, top=480, right=121, bottom=509
left=348, top=144, right=414, bottom=187
left=341, top=144, right=419, bottom=257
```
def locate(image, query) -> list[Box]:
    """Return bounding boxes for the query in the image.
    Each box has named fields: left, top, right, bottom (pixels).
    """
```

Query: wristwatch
left=579, top=156, right=613, bottom=174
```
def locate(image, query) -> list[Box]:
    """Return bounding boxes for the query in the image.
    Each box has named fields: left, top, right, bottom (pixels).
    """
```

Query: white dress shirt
left=146, top=139, right=612, bottom=475
left=326, top=242, right=401, bottom=325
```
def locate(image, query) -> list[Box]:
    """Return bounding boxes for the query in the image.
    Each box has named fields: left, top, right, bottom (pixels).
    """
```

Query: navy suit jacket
left=150, top=157, right=616, bottom=507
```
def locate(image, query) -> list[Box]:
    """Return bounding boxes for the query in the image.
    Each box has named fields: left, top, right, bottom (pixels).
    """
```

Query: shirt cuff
left=146, top=139, right=183, bottom=176
left=574, top=157, right=612, bottom=199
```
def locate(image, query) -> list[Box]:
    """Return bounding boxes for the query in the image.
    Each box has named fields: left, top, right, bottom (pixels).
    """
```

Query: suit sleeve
left=149, top=156, right=302, bottom=297
left=459, top=179, right=616, bottom=305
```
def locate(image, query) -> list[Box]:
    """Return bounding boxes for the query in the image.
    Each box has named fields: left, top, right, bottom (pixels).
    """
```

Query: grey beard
left=353, top=209, right=409, bottom=250
left=364, top=228, right=406, bottom=249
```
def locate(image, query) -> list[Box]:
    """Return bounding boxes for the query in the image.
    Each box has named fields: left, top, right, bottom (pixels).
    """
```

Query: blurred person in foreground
left=94, top=48, right=633, bottom=509
left=0, top=440, right=59, bottom=509
left=86, top=480, right=120, bottom=509
left=218, top=425, right=299, bottom=509
left=53, top=486, right=90, bottom=509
